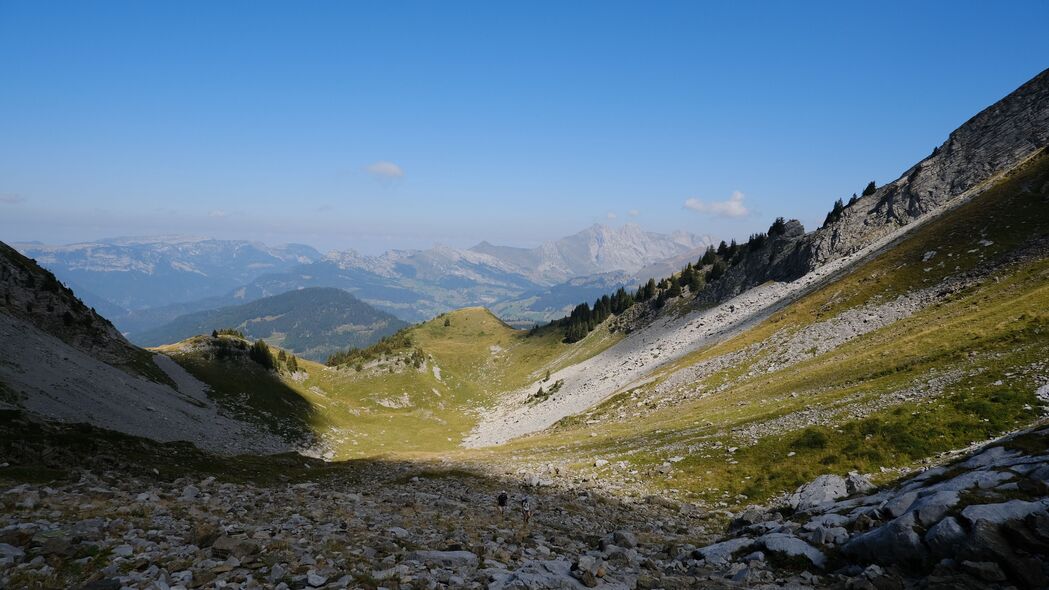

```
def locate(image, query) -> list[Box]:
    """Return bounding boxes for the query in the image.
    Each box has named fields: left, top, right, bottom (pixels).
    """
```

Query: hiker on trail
left=497, top=491, right=509, bottom=516
left=520, top=495, right=532, bottom=524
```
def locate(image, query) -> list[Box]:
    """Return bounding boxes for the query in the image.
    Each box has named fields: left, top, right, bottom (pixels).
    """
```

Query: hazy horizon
left=2, top=1, right=1047, bottom=254
left=9, top=220, right=712, bottom=256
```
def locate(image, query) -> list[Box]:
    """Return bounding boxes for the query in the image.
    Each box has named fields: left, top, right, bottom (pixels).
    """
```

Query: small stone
left=307, top=570, right=328, bottom=587
left=0, top=543, right=25, bottom=562
left=406, top=550, right=479, bottom=567
left=211, top=535, right=259, bottom=559
left=270, top=564, right=287, bottom=582
left=613, top=530, right=638, bottom=548
left=960, top=560, right=1008, bottom=582
left=387, top=527, right=410, bottom=539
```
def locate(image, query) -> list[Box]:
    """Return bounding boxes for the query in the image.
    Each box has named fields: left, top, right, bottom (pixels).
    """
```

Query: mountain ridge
left=135, top=287, right=409, bottom=361
left=467, top=66, right=1049, bottom=446
left=18, top=223, right=710, bottom=330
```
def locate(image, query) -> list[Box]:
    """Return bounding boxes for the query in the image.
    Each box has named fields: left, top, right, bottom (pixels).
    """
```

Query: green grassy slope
left=473, top=151, right=1049, bottom=506
left=160, top=307, right=622, bottom=458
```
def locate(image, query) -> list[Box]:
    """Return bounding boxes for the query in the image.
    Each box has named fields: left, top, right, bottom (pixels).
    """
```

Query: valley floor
left=3, top=412, right=1049, bottom=589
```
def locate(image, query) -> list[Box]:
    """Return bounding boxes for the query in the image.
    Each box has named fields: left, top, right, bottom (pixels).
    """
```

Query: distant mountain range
left=14, top=236, right=322, bottom=315
left=15, top=224, right=711, bottom=336
left=134, top=287, right=408, bottom=361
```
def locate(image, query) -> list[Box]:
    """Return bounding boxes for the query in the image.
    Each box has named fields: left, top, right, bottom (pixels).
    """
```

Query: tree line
left=546, top=215, right=799, bottom=343
left=823, top=181, right=876, bottom=227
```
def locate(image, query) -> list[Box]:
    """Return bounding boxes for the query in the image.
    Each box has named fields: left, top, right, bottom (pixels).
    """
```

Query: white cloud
left=606, top=211, right=617, bottom=220
left=683, top=190, right=750, bottom=218
left=208, top=209, right=229, bottom=218
left=366, top=160, right=405, bottom=179
left=0, top=194, right=25, bottom=205
left=627, top=209, right=640, bottom=217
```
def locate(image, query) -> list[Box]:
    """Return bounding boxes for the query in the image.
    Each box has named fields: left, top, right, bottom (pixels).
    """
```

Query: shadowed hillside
left=134, top=287, right=408, bottom=361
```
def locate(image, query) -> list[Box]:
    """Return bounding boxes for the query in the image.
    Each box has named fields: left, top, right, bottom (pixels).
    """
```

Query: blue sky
left=1, top=1, right=1046, bottom=253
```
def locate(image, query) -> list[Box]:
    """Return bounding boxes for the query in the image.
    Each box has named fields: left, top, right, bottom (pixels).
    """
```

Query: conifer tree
left=706, top=259, right=727, bottom=282
left=249, top=340, right=274, bottom=370
left=688, top=268, right=703, bottom=291
left=823, top=198, right=845, bottom=227
left=700, top=245, right=716, bottom=265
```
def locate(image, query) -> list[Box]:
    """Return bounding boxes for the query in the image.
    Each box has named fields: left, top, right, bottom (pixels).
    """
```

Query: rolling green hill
left=158, top=306, right=622, bottom=458
left=135, top=287, right=408, bottom=361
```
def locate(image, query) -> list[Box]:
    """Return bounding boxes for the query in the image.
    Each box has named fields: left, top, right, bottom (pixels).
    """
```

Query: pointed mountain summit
left=470, top=223, right=711, bottom=284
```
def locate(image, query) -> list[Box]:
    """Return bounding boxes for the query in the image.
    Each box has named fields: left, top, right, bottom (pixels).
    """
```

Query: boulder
left=572, top=555, right=607, bottom=587
left=910, top=490, right=959, bottom=527
left=757, top=533, right=827, bottom=568
left=1000, top=516, right=1049, bottom=554
left=788, top=475, right=848, bottom=512
left=931, top=470, right=1013, bottom=492
left=487, top=559, right=591, bottom=590
left=959, top=446, right=1020, bottom=469
left=805, top=525, right=849, bottom=546
left=692, top=537, right=755, bottom=565
left=843, top=512, right=927, bottom=568
left=846, top=473, right=874, bottom=494
left=960, top=500, right=1049, bottom=525
left=728, top=508, right=774, bottom=533
left=925, top=516, right=967, bottom=558
left=961, top=519, right=1049, bottom=589
left=880, top=491, right=918, bottom=519
left=803, top=513, right=850, bottom=530
left=407, top=550, right=479, bottom=568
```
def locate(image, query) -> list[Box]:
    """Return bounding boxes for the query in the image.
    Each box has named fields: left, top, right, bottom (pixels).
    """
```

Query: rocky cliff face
left=0, top=241, right=139, bottom=369
left=811, top=67, right=1049, bottom=266
left=698, top=219, right=814, bottom=303
left=704, top=68, right=1049, bottom=304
